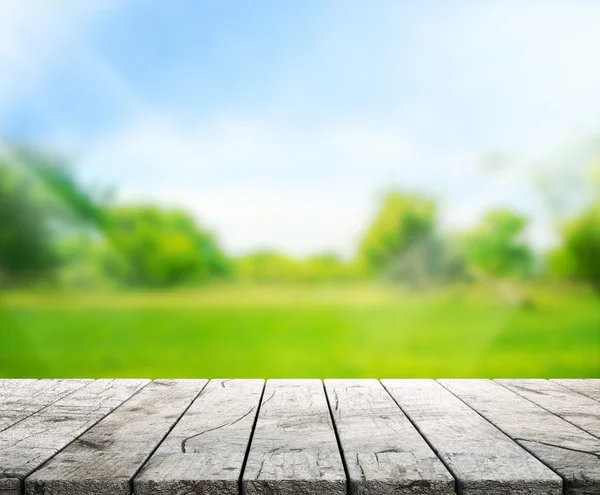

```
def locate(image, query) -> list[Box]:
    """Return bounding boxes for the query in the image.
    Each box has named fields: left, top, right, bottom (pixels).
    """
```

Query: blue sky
left=1, top=0, right=600, bottom=257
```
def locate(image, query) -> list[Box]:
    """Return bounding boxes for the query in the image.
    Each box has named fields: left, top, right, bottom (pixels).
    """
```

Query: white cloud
left=79, top=116, right=566, bottom=256
left=80, top=117, right=415, bottom=186
left=407, top=0, right=600, bottom=152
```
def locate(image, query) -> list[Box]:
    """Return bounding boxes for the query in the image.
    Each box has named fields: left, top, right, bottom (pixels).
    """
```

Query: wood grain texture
left=497, top=379, right=600, bottom=438
left=25, top=379, right=206, bottom=495
left=134, top=379, right=264, bottom=495
left=440, top=379, right=600, bottom=495
left=382, top=379, right=561, bottom=495
left=242, top=379, right=346, bottom=495
left=0, top=380, right=90, bottom=433
left=551, top=379, right=600, bottom=402
left=325, top=379, right=454, bottom=495
left=0, top=381, right=37, bottom=400
left=0, top=379, right=148, bottom=495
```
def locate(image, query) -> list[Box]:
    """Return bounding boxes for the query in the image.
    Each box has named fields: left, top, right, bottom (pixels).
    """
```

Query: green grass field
left=0, top=283, right=598, bottom=378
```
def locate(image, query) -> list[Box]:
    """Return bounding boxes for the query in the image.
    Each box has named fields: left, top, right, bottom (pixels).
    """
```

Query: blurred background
left=1, top=0, right=599, bottom=378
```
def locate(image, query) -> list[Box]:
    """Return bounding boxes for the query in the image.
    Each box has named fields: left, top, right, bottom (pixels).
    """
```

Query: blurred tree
left=235, top=251, right=304, bottom=283
left=549, top=203, right=600, bottom=291
left=102, top=206, right=231, bottom=287
left=235, top=251, right=359, bottom=283
left=0, top=144, right=234, bottom=288
left=358, top=191, right=441, bottom=285
left=463, top=209, right=534, bottom=278
left=19, top=148, right=106, bottom=228
left=304, top=253, right=359, bottom=282
left=0, top=146, right=103, bottom=285
left=0, top=158, right=58, bottom=283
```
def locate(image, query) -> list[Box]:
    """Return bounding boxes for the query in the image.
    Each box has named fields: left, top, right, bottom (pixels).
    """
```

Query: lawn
left=0, top=283, right=598, bottom=378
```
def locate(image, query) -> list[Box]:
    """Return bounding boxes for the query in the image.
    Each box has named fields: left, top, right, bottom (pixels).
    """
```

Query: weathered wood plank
left=497, top=379, right=600, bottom=439
left=242, top=379, right=346, bottom=495
left=551, top=379, right=600, bottom=402
left=134, top=379, right=264, bottom=495
left=0, top=380, right=37, bottom=400
left=25, top=379, right=206, bottom=495
left=325, top=379, right=454, bottom=495
left=0, top=379, right=90, bottom=433
left=0, top=380, right=38, bottom=426
left=440, top=379, right=600, bottom=495
left=0, top=379, right=148, bottom=495
left=382, top=379, right=561, bottom=495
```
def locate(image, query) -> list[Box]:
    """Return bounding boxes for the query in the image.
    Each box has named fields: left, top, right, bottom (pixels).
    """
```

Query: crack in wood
left=180, top=407, right=255, bottom=453
left=355, top=453, right=366, bottom=481
left=261, top=390, right=276, bottom=408
left=516, top=438, right=600, bottom=459
left=255, top=457, right=266, bottom=480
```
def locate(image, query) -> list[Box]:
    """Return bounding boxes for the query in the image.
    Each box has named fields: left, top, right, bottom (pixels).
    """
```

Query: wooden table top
left=0, top=378, right=598, bottom=495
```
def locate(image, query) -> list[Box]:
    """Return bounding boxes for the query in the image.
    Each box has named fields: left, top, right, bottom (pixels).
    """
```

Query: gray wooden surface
left=242, top=379, right=346, bottom=495
left=134, top=379, right=264, bottom=495
left=0, top=379, right=148, bottom=495
left=0, top=379, right=598, bottom=495
left=325, top=379, right=454, bottom=495
left=497, top=379, right=600, bottom=438
left=383, top=379, right=561, bottom=495
left=26, top=379, right=206, bottom=495
left=0, top=380, right=36, bottom=402
left=441, top=379, right=600, bottom=495
left=0, top=379, right=89, bottom=433
left=551, top=379, right=600, bottom=402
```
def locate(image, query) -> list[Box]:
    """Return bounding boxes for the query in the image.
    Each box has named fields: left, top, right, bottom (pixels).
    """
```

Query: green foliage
left=0, top=158, right=58, bottom=282
left=235, top=251, right=358, bottom=283
left=236, top=251, right=301, bottom=282
left=54, top=234, right=112, bottom=289
left=550, top=203, right=600, bottom=290
left=102, top=206, right=231, bottom=287
left=17, top=148, right=106, bottom=228
left=304, top=253, right=361, bottom=282
left=0, top=145, right=107, bottom=286
left=357, top=191, right=461, bottom=285
left=463, top=209, right=534, bottom=278
left=360, top=192, right=437, bottom=273
left=0, top=144, right=233, bottom=288
left=7, top=143, right=600, bottom=290
left=357, top=191, right=479, bottom=286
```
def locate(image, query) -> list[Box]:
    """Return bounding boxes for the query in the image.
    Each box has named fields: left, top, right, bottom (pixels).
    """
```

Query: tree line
left=1, top=144, right=598, bottom=291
